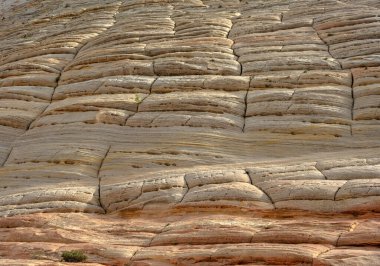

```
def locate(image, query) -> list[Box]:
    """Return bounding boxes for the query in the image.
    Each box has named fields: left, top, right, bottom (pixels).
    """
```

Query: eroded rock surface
left=0, top=0, right=379, bottom=265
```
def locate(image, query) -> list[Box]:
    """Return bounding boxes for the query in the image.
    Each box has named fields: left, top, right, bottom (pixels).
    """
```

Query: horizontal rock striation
left=0, top=211, right=379, bottom=265
left=0, top=0, right=379, bottom=265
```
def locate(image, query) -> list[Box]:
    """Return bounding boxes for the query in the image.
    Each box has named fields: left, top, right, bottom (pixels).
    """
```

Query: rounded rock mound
left=0, top=0, right=379, bottom=265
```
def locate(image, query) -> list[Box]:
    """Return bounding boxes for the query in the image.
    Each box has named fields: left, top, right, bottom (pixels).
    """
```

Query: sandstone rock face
left=0, top=0, right=379, bottom=265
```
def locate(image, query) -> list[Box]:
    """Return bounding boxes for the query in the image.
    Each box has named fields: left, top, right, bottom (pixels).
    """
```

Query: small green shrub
left=61, top=250, right=87, bottom=263
left=134, top=94, right=142, bottom=104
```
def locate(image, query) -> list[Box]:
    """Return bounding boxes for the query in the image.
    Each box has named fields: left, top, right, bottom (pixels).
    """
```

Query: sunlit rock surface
left=0, top=0, right=379, bottom=265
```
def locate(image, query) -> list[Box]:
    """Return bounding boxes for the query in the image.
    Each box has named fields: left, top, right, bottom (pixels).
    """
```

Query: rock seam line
left=333, top=180, right=348, bottom=201
left=350, top=69, right=354, bottom=136
left=97, top=145, right=111, bottom=212
left=311, top=18, right=343, bottom=69
left=178, top=175, right=190, bottom=203
left=125, top=76, right=158, bottom=125
left=245, top=169, right=276, bottom=206
left=1, top=146, right=12, bottom=167
left=242, top=78, right=251, bottom=132
left=227, top=13, right=243, bottom=76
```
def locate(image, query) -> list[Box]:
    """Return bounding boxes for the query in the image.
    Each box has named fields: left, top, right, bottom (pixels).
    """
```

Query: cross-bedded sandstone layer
left=0, top=210, right=379, bottom=265
left=0, top=0, right=379, bottom=265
